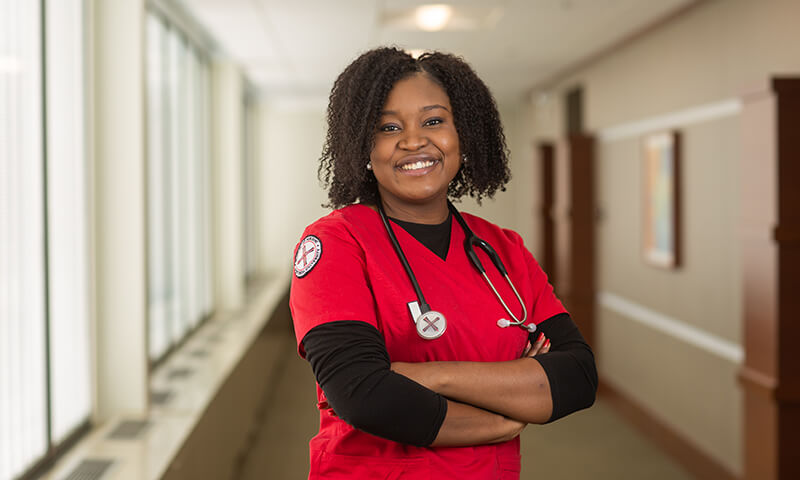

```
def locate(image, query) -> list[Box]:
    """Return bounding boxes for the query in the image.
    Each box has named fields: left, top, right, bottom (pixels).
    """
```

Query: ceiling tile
left=181, top=0, right=697, bottom=102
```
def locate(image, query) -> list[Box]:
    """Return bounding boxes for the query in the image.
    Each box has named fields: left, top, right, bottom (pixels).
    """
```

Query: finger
left=541, top=339, right=551, bottom=354
left=523, top=341, right=532, bottom=356
left=529, top=332, right=546, bottom=355
left=528, top=333, right=550, bottom=357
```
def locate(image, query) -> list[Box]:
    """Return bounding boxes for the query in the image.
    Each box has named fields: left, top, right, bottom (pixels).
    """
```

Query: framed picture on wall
left=642, top=131, right=681, bottom=268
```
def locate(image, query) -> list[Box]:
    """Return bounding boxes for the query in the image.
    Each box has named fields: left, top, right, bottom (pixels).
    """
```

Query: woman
left=290, top=47, right=597, bottom=479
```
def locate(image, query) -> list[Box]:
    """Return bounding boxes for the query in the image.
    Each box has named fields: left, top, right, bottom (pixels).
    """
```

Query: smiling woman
left=291, top=47, right=597, bottom=479
left=318, top=48, right=510, bottom=212
left=370, top=74, right=462, bottom=222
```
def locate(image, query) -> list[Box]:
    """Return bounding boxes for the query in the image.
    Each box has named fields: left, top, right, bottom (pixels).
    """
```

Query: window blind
left=0, top=1, right=48, bottom=478
left=146, top=12, right=214, bottom=363
left=45, top=0, right=91, bottom=444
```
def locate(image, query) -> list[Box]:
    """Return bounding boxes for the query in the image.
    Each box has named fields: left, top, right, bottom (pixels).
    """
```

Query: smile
left=399, top=159, right=437, bottom=171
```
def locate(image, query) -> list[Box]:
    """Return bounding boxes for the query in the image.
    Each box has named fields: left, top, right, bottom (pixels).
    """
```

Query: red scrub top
left=291, top=204, right=566, bottom=479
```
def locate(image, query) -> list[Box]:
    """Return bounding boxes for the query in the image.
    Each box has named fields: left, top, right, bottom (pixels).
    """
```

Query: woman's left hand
left=522, top=332, right=550, bottom=358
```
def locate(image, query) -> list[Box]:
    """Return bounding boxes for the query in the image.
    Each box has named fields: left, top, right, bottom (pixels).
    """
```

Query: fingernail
left=537, top=332, right=545, bottom=342
left=544, top=339, right=550, bottom=347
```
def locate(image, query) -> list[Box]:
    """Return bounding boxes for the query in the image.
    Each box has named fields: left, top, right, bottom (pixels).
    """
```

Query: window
left=146, top=11, right=214, bottom=363
left=146, top=12, right=171, bottom=361
left=45, top=0, right=92, bottom=445
left=243, top=90, right=258, bottom=282
left=0, top=0, right=90, bottom=478
left=0, top=2, right=47, bottom=477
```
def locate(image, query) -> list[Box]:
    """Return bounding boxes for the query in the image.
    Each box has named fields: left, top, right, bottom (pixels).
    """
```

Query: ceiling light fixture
left=415, top=4, right=453, bottom=31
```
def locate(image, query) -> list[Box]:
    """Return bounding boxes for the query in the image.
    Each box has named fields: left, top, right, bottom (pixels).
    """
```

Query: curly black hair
left=319, top=47, right=510, bottom=208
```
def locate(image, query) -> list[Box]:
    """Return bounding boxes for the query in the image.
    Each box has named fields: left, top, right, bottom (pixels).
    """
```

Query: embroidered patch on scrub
left=294, top=235, right=322, bottom=278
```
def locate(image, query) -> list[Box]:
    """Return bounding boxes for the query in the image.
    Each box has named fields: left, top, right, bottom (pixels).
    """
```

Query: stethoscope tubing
left=376, top=201, right=432, bottom=314
left=377, top=198, right=531, bottom=332
left=448, top=200, right=528, bottom=328
left=480, top=271, right=528, bottom=327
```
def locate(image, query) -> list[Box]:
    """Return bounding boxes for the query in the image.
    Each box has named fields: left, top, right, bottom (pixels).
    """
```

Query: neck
left=378, top=197, right=449, bottom=224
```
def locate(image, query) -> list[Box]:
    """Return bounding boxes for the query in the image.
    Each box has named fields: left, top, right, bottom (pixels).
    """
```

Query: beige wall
left=212, top=61, right=246, bottom=311
left=459, top=102, right=539, bottom=250
left=595, top=115, right=743, bottom=471
left=517, top=0, right=800, bottom=475
left=580, top=0, right=800, bottom=131
left=256, top=101, right=329, bottom=273
left=597, top=116, right=742, bottom=344
left=91, top=0, right=148, bottom=420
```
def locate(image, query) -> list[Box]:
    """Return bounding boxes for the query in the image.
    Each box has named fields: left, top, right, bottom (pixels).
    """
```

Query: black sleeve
left=301, top=320, right=447, bottom=446
left=531, top=313, right=598, bottom=422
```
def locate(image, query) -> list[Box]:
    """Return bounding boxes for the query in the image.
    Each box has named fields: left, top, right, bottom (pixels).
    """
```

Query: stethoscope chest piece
left=408, top=301, right=446, bottom=340
left=416, top=310, right=446, bottom=340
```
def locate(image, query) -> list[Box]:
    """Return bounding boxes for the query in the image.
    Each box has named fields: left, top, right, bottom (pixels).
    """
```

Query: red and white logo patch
left=294, top=235, right=322, bottom=278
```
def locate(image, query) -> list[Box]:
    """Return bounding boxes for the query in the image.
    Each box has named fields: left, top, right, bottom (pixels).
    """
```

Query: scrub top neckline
left=388, top=212, right=452, bottom=261
left=352, top=204, right=460, bottom=267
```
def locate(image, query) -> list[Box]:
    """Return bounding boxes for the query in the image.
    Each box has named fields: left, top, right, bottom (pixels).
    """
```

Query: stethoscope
left=377, top=199, right=536, bottom=340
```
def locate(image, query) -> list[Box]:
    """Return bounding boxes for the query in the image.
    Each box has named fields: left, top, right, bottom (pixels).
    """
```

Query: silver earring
left=366, top=162, right=373, bottom=170
left=461, top=154, right=468, bottom=164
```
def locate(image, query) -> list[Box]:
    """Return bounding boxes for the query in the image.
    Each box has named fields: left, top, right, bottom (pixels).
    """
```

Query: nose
left=398, top=125, right=428, bottom=150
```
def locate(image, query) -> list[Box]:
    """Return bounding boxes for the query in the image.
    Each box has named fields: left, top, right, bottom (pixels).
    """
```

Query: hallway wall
left=522, top=0, right=800, bottom=475
left=256, top=101, right=328, bottom=272
left=458, top=102, right=536, bottom=246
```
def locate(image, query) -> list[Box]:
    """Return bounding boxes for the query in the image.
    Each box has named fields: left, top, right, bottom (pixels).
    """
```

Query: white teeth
left=400, top=160, right=435, bottom=171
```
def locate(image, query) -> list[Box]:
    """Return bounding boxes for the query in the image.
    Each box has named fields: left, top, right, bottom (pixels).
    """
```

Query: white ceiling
left=182, top=0, right=697, bottom=104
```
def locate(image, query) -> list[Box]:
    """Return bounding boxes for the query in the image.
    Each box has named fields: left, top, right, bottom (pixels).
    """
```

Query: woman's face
left=370, top=73, right=461, bottom=215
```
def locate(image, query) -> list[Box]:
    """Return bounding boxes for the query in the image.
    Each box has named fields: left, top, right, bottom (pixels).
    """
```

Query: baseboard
left=598, top=380, right=739, bottom=480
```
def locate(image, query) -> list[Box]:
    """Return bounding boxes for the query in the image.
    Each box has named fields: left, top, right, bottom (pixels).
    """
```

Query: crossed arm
left=395, top=333, right=553, bottom=446
left=302, top=314, right=596, bottom=447
left=419, top=333, right=554, bottom=446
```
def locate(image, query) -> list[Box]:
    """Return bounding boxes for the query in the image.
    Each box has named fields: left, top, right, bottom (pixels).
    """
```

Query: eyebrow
left=380, top=104, right=450, bottom=116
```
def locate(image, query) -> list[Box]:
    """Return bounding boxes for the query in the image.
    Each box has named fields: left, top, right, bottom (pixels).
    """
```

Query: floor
left=236, top=320, right=693, bottom=480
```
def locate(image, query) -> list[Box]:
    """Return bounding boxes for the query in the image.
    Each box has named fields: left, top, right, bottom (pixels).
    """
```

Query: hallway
left=237, top=311, right=692, bottom=480
left=7, top=1, right=800, bottom=479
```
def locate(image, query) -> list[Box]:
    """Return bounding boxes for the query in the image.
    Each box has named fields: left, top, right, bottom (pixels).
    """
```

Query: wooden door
left=549, top=134, right=596, bottom=346
left=739, top=77, right=800, bottom=480
left=538, top=142, right=556, bottom=286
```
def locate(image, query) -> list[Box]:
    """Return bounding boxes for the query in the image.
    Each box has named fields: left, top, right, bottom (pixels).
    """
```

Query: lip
left=395, top=153, right=441, bottom=176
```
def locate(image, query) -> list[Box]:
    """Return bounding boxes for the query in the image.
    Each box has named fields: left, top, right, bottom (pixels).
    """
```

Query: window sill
left=40, top=270, right=292, bottom=480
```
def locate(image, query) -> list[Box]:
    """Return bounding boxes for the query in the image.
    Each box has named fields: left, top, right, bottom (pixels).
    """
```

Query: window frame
left=9, top=0, right=94, bottom=478
left=144, top=7, right=216, bottom=369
